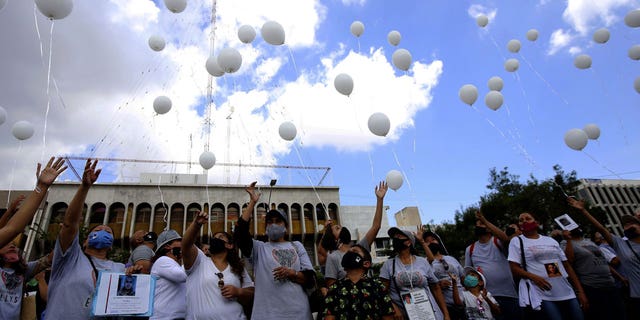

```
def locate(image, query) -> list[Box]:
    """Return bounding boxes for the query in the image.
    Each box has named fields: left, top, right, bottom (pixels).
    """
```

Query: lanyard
left=397, top=255, right=415, bottom=290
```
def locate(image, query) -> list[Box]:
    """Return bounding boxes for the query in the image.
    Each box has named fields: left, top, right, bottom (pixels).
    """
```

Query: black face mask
left=569, top=228, right=584, bottom=238
left=428, top=243, right=442, bottom=255
left=338, top=227, right=352, bottom=245
left=624, top=227, right=639, bottom=240
left=171, top=247, right=182, bottom=258
left=552, top=235, right=563, bottom=244
left=341, top=251, right=364, bottom=270
left=474, top=226, right=489, bottom=237
left=210, top=238, right=228, bottom=254
left=505, top=227, right=517, bottom=237
left=392, top=238, right=409, bottom=251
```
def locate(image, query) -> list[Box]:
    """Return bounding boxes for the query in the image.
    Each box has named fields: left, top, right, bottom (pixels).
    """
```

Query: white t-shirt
left=462, top=290, right=494, bottom=320
left=150, top=256, right=187, bottom=320
left=507, top=235, right=575, bottom=302
left=185, top=249, right=254, bottom=320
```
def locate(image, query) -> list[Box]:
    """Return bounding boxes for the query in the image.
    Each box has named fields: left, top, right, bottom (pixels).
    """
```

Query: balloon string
left=367, top=152, right=375, bottom=186
left=293, top=143, right=327, bottom=213
left=590, top=68, right=629, bottom=146
left=391, top=147, right=423, bottom=219
left=206, top=183, right=212, bottom=239
left=287, top=45, right=299, bottom=76
left=6, top=143, right=22, bottom=207
left=41, top=21, right=55, bottom=162
left=513, top=71, right=538, bottom=141
left=581, top=151, right=624, bottom=180
left=519, top=53, right=569, bottom=106
left=157, top=175, right=169, bottom=230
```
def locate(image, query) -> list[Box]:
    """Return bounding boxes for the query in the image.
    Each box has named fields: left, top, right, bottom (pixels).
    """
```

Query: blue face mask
left=266, top=224, right=286, bottom=241
left=464, top=275, right=479, bottom=288
left=88, top=230, right=114, bottom=249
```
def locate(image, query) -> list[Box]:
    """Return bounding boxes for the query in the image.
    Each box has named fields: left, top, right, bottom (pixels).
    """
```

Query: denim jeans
left=540, top=298, right=584, bottom=320
left=494, top=296, right=523, bottom=320
left=582, top=285, right=625, bottom=320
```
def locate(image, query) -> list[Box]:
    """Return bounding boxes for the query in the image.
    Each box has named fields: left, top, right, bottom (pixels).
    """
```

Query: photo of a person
left=402, top=293, right=412, bottom=305
left=558, top=217, right=571, bottom=226
left=117, top=275, right=136, bottom=296
left=544, top=262, right=561, bottom=278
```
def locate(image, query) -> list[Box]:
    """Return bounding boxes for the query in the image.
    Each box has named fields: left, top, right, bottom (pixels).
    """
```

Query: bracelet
left=34, top=186, right=42, bottom=194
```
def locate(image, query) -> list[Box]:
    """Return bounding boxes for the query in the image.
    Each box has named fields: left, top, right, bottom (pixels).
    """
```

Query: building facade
left=576, top=178, right=640, bottom=236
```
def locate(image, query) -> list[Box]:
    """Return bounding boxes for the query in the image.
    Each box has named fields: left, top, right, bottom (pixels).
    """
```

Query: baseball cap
left=266, top=209, right=288, bottom=224
left=464, top=266, right=487, bottom=287
left=388, top=227, right=416, bottom=246
left=155, top=230, right=182, bottom=254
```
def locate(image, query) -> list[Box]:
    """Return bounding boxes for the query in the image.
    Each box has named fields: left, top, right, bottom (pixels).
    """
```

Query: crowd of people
left=1, top=158, right=639, bottom=320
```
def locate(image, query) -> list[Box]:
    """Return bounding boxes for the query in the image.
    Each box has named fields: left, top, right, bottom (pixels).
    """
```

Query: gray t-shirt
left=324, top=238, right=370, bottom=281
left=464, top=237, right=518, bottom=298
left=380, top=256, right=444, bottom=320
left=131, top=245, right=154, bottom=263
left=47, top=235, right=125, bottom=320
left=431, top=255, right=464, bottom=306
left=561, top=239, right=614, bottom=288
left=611, top=235, right=640, bottom=298
left=249, top=240, right=313, bottom=320
left=0, top=261, right=37, bottom=320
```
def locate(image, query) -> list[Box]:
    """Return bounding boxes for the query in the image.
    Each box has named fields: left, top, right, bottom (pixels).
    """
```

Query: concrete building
left=394, top=206, right=422, bottom=227
left=339, top=205, right=392, bottom=263
left=576, top=178, right=640, bottom=236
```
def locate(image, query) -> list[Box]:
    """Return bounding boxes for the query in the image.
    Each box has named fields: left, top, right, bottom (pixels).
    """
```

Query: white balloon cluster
left=564, top=124, right=600, bottom=151
left=205, top=56, right=225, bottom=77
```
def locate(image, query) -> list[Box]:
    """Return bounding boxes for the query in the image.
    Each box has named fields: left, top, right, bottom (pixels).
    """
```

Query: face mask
left=624, top=227, right=639, bottom=239
left=569, top=228, right=584, bottom=238
left=210, top=238, right=228, bottom=254
left=427, top=243, right=442, bottom=255
left=519, top=222, right=538, bottom=232
left=171, top=247, right=182, bottom=258
left=88, top=230, right=114, bottom=249
left=464, top=275, right=479, bottom=288
left=392, top=238, right=409, bottom=251
left=474, top=226, right=489, bottom=237
left=266, top=224, right=286, bottom=241
left=341, top=251, right=364, bottom=270
left=338, top=227, right=352, bottom=245
left=505, top=227, right=517, bottom=237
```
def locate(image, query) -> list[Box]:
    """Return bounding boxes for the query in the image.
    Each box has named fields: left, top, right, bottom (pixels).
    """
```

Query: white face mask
left=266, top=224, right=286, bottom=241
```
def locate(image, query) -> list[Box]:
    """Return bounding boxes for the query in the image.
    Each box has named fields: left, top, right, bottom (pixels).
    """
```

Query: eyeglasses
left=440, top=259, right=449, bottom=271
left=215, top=272, right=224, bottom=289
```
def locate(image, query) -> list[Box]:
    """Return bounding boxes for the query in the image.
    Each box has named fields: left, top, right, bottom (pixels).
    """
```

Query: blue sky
left=0, top=0, right=638, bottom=225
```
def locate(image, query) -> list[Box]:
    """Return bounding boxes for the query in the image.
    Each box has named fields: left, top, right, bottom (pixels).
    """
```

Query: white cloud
left=341, top=0, right=367, bottom=6
left=562, top=0, right=634, bottom=35
left=547, top=28, right=575, bottom=55
left=467, top=4, right=497, bottom=24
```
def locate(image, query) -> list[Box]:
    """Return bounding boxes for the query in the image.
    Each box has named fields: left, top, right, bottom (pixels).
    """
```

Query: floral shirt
left=323, top=276, right=394, bottom=320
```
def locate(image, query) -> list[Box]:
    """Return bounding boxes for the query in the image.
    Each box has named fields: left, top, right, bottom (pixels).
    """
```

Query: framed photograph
left=554, top=214, right=579, bottom=231
left=91, top=272, right=156, bottom=317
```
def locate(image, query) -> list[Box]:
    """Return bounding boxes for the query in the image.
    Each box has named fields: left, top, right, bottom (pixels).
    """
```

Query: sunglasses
left=440, top=258, right=449, bottom=271
left=215, top=272, right=224, bottom=289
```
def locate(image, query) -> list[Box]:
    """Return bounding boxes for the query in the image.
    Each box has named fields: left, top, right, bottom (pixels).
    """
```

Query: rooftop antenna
left=268, top=179, right=277, bottom=209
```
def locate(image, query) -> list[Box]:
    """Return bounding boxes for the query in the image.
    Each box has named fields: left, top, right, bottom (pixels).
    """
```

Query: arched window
left=108, top=203, right=126, bottom=223
left=90, top=203, right=107, bottom=224
left=211, top=203, right=224, bottom=222
left=135, top=203, right=152, bottom=223
left=170, top=203, right=185, bottom=222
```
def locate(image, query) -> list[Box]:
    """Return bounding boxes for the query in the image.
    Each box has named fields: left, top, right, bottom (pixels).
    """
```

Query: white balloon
left=507, top=39, right=521, bottom=53
left=35, top=0, right=73, bottom=20
left=634, top=77, right=640, bottom=94
left=205, top=56, right=225, bottom=77
left=487, top=76, right=504, bottom=91
left=392, top=48, right=412, bottom=71
left=628, top=45, right=640, bottom=60
left=367, top=112, right=391, bottom=137
left=387, top=30, right=401, bottom=46
left=476, top=15, right=489, bottom=27
left=583, top=124, right=601, bottom=140
left=334, top=73, right=354, bottom=96
left=485, top=91, right=504, bottom=111
left=385, top=170, right=403, bottom=191
left=217, top=47, right=242, bottom=73
left=238, top=25, right=256, bottom=44
left=153, top=96, right=172, bottom=115
left=564, top=129, right=588, bottom=151
left=12, top=121, right=34, bottom=141
left=199, top=151, right=216, bottom=170
left=350, top=21, right=364, bottom=37
left=148, top=35, right=166, bottom=52
left=459, top=84, right=479, bottom=106
left=526, top=29, right=539, bottom=41
left=593, top=28, right=610, bottom=44
left=574, top=54, right=592, bottom=70
left=625, top=9, right=640, bottom=28
left=0, top=106, right=6, bottom=125
left=0, top=0, right=6, bottom=12
left=279, top=122, right=297, bottom=141
left=261, top=21, right=285, bottom=45
left=164, top=0, right=186, bottom=13
left=504, top=58, right=519, bottom=72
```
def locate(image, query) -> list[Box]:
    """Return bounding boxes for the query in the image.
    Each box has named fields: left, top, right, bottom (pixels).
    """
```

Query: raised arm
left=240, top=181, right=260, bottom=222
left=58, top=159, right=100, bottom=253
left=561, top=230, right=575, bottom=264
left=0, top=157, right=66, bottom=248
left=568, top=197, right=613, bottom=245
left=182, top=210, right=207, bottom=270
left=235, top=181, right=261, bottom=257
left=0, top=195, right=25, bottom=229
left=476, top=211, right=509, bottom=243
left=364, top=181, right=388, bottom=246
left=415, top=227, right=435, bottom=263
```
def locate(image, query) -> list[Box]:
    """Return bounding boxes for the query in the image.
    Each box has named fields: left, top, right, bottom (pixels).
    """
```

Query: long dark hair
left=319, top=222, right=338, bottom=252
left=214, top=232, right=245, bottom=285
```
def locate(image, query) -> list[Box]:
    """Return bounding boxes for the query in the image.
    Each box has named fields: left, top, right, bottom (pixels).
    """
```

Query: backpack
left=468, top=237, right=503, bottom=266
